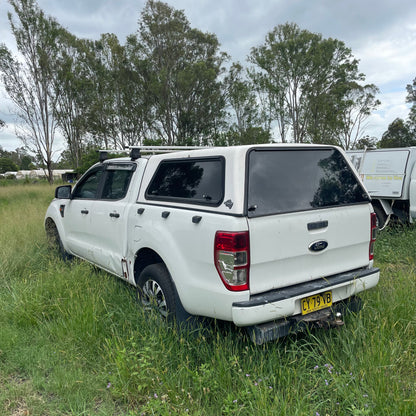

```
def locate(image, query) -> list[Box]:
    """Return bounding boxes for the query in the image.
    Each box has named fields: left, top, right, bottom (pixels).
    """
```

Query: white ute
left=45, top=144, right=380, bottom=344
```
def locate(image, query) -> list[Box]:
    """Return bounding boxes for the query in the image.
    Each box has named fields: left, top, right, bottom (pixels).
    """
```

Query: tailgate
left=248, top=204, right=372, bottom=294
left=246, top=146, right=372, bottom=295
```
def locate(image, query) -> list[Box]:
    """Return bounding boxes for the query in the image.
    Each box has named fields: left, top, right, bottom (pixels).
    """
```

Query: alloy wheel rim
left=141, top=279, right=168, bottom=318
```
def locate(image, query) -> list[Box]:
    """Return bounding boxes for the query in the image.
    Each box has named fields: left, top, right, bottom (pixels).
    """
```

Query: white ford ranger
left=45, top=144, right=379, bottom=344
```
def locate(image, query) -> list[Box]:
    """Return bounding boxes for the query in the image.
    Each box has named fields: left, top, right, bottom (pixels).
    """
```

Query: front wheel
left=45, top=219, right=73, bottom=261
left=136, top=263, right=176, bottom=321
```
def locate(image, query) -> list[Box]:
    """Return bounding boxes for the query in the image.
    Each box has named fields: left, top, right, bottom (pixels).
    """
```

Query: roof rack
left=98, top=146, right=207, bottom=162
left=126, top=145, right=207, bottom=160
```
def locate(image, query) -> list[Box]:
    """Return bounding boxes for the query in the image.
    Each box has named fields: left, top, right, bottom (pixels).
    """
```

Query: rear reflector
left=369, top=212, right=377, bottom=260
left=214, top=231, right=250, bottom=291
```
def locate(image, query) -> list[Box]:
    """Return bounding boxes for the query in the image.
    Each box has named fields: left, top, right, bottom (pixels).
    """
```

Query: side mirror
left=55, top=185, right=72, bottom=199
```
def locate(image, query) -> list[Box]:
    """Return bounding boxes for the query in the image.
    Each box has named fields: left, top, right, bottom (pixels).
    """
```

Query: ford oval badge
left=309, top=240, right=328, bottom=252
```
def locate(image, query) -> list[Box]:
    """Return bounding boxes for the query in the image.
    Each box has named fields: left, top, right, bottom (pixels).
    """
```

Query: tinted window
left=146, top=158, right=224, bottom=205
left=247, top=148, right=369, bottom=217
left=102, top=164, right=135, bottom=200
left=72, top=167, right=103, bottom=199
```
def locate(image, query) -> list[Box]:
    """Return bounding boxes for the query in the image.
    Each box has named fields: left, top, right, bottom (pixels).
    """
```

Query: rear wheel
left=136, top=263, right=176, bottom=321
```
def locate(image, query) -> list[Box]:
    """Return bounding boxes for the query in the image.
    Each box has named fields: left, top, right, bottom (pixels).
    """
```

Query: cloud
left=1, top=0, right=416, bottom=148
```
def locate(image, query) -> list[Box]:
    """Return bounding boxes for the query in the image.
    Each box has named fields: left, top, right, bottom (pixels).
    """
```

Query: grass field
left=0, top=182, right=415, bottom=415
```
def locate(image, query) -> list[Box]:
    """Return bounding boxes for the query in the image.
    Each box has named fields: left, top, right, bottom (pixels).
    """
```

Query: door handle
left=109, top=212, right=120, bottom=218
left=81, top=209, right=89, bottom=214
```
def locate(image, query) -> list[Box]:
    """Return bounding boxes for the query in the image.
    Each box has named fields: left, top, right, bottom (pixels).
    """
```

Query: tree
left=249, top=23, right=370, bottom=145
left=378, top=118, right=416, bottom=148
left=0, top=146, right=36, bottom=169
left=0, top=156, right=19, bottom=173
left=90, top=33, right=149, bottom=149
left=354, top=135, right=378, bottom=150
left=0, top=0, right=61, bottom=183
left=406, top=77, right=416, bottom=136
left=222, top=62, right=271, bottom=145
left=52, top=32, right=96, bottom=169
left=0, top=119, right=5, bottom=129
left=336, top=83, right=380, bottom=149
left=130, top=0, right=227, bottom=145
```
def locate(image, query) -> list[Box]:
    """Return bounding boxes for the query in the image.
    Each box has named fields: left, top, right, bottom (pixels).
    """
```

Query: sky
left=1, top=0, right=416, bottom=153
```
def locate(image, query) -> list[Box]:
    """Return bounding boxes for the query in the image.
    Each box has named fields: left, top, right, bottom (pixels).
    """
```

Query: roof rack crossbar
left=127, top=145, right=207, bottom=154
left=98, top=146, right=207, bottom=161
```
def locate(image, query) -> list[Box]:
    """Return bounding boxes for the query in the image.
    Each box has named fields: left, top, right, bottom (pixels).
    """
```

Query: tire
left=373, top=205, right=388, bottom=230
left=136, top=263, right=177, bottom=321
left=45, top=220, right=73, bottom=261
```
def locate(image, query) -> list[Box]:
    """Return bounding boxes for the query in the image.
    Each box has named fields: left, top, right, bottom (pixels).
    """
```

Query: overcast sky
left=1, top=0, right=416, bottom=152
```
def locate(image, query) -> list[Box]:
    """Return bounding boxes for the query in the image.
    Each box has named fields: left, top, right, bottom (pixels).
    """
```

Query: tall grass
left=0, top=183, right=415, bottom=415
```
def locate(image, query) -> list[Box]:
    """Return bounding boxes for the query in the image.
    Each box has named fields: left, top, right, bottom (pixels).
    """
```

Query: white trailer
left=347, top=147, right=416, bottom=227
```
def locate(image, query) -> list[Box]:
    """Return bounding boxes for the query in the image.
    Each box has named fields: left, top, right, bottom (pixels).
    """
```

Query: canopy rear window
left=247, top=148, right=370, bottom=217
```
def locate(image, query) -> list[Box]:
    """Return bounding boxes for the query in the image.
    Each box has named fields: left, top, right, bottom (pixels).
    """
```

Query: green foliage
left=354, top=135, right=378, bottom=150
left=378, top=118, right=416, bottom=148
left=0, top=146, right=37, bottom=170
left=406, top=77, right=416, bottom=136
left=0, top=157, right=19, bottom=173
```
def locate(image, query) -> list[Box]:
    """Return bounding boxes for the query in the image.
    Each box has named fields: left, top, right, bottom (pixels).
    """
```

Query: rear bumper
left=232, top=267, right=379, bottom=327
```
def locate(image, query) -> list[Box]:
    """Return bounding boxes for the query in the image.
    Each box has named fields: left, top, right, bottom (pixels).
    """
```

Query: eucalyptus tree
left=223, top=62, right=270, bottom=145
left=92, top=33, right=150, bottom=149
left=130, top=0, right=227, bottom=145
left=335, top=83, right=380, bottom=150
left=0, top=0, right=61, bottom=183
left=249, top=23, right=372, bottom=146
left=406, top=77, right=416, bottom=136
left=378, top=118, right=415, bottom=148
left=52, top=32, right=96, bottom=168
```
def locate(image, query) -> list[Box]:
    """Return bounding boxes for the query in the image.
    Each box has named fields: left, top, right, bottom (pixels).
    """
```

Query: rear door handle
left=81, top=209, right=89, bottom=214
left=307, top=220, right=328, bottom=231
left=109, top=212, right=120, bottom=218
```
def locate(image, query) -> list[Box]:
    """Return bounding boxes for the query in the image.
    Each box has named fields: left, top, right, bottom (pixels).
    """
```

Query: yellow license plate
left=301, top=291, right=332, bottom=315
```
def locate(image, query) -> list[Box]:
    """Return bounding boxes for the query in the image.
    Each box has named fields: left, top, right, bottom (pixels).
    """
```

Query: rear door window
left=101, top=163, right=135, bottom=200
left=247, top=148, right=370, bottom=217
left=146, top=157, right=225, bottom=206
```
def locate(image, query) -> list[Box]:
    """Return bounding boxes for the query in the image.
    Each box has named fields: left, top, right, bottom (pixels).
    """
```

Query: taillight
left=369, top=212, right=377, bottom=260
left=214, top=231, right=250, bottom=291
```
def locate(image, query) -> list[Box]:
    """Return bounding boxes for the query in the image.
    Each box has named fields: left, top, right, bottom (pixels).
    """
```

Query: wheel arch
left=134, top=247, right=165, bottom=285
left=45, top=216, right=60, bottom=241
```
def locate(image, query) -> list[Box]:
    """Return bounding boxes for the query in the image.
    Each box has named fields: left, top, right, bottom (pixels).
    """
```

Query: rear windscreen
left=247, top=148, right=370, bottom=217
